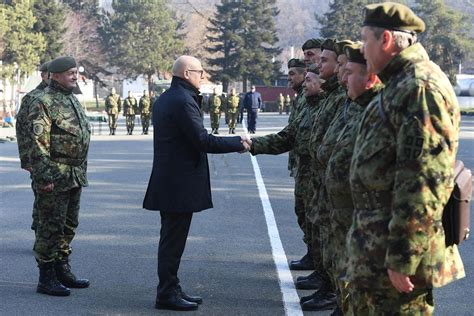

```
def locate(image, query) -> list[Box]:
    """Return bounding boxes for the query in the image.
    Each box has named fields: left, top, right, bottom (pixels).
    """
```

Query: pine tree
left=206, top=0, right=281, bottom=92
left=1, top=1, right=46, bottom=78
left=32, top=0, right=66, bottom=63
left=316, top=0, right=370, bottom=40
left=100, top=0, right=184, bottom=92
left=414, top=0, right=474, bottom=83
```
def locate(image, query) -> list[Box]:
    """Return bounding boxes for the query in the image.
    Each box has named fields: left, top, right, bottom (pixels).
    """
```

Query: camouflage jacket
left=105, top=93, right=121, bottom=115
left=209, top=94, right=222, bottom=113
left=227, top=95, right=240, bottom=113
left=139, top=95, right=151, bottom=115
left=250, top=93, right=325, bottom=177
left=325, top=85, right=382, bottom=197
left=347, top=43, right=464, bottom=289
left=278, top=95, right=285, bottom=107
left=16, top=81, right=48, bottom=169
left=288, top=85, right=306, bottom=177
left=123, top=96, right=137, bottom=115
left=28, top=80, right=91, bottom=191
left=309, top=76, right=346, bottom=171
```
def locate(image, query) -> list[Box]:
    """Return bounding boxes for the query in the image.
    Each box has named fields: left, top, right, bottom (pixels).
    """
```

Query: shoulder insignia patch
left=33, top=123, right=44, bottom=136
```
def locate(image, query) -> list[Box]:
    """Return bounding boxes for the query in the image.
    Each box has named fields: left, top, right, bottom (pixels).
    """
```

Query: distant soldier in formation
left=278, top=93, right=284, bottom=114
left=221, top=92, right=229, bottom=125
left=227, top=88, right=240, bottom=134
left=209, top=88, right=222, bottom=134
left=105, top=87, right=121, bottom=135
left=16, top=61, right=50, bottom=232
left=139, top=90, right=151, bottom=135
left=123, top=91, right=138, bottom=135
left=284, top=94, right=291, bottom=115
left=27, top=56, right=90, bottom=297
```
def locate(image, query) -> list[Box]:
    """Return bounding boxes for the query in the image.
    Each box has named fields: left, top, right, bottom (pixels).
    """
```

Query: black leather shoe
left=301, top=292, right=337, bottom=311
left=295, top=272, right=324, bottom=290
left=300, top=291, right=320, bottom=304
left=55, top=260, right=90, bottom=288
left=177, top=287, right=203, bottom=305
left=155, top=295, right=198, bottom=311
left=289, top=253, right=313, bottom=270
left=296, top=270, right=320, bottom=282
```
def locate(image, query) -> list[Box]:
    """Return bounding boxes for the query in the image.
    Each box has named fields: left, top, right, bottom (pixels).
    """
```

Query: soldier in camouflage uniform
left=27, top=57, right=90, bottom=297
left=248, top=65, right=326, bottom=274
left=139, top=90, right=152, bottom=135
left=278, top=93, right=284, bottom=115
left=209, top=88, right=222, bottom=134
left=16, top=61, right=50, bottom=232
left=302, top=38, right=323, bottom=67
left=324, top=43, right=383, bottom=315
left=301, top=38, right=348, bottom=311
left=123, top=91, right=138, bottom=135
left=284, top=94, right=291, bottom=115
left=346, top=3, right=465, bottom=314
left=227, top=88, right=240, bottom=134
left=105, top=87, right=121, bottom=135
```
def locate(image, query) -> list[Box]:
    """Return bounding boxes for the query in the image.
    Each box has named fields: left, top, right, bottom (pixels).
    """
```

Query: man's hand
left=39, top=183, right=54, bottom=192
left=239, top=135, right=252, bottom=153
left=388, top=268, right=414, bottom=293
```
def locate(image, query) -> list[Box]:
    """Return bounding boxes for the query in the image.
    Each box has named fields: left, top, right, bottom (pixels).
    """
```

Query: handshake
left=239, top=136, right=253, bottom=153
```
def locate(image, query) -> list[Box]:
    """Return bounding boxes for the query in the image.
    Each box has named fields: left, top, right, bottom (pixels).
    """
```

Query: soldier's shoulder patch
left=33, top=123, right=45, bottom=136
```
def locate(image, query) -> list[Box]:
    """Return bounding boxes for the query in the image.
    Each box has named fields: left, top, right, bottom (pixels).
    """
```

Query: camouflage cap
left=363, top=2, right=425, bottom=33
left=334, top=40, right=355, bottom=56
left=48, top=56, right=77, bottom=73
left=302, top=38, right=323, bottom=51
left=39, top=61, right=50, bottom=73
left=344, top=42, right=366, bottom=65
left=321, top=38, right=337, bottom=53
left=287, top=58, right=306, bottom=69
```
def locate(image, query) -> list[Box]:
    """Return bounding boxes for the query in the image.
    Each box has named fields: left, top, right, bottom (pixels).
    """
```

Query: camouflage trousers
left=141, top=113, right=151, bottom=133
left=279, top=104, right=284, bottom=114
left=210, top=112, right=221, bottom=129
left=125, top=115, right=135, bottom=133
left=307, top=171, right=325, bottom=275
left=349, top=286, right=434, bottom=316
left=294, top=171, right=312, bottom=246
left=34, top=187, right=81, bottom=264
left=228, top=112, right=238, bottom=129
left=108, top=113, right=118, bottom=129
left=31, top=177, right=39, bottom=231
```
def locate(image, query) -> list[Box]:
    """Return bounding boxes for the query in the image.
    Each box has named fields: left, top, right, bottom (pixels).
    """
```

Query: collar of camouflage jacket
left=49, top=79, right=74, bottom=94
left=378, top=43, right=429, bottom=84
left=321, top=75, right=339, bottom=94
left=354, top=83, right=384, bottom=106
left=306, top=92, right=327, bottom=106
left=36, top=80, right=49, bottom=91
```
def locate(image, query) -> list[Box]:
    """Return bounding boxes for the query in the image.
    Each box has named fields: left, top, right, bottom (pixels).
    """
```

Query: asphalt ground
left=0, top=113, right=472, bottom=315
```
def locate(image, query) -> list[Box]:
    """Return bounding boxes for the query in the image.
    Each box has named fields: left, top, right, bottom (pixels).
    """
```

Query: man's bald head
left=172, top=55, right=204, bottom=89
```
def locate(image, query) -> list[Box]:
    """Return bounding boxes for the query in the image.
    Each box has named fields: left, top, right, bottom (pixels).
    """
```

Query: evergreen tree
left=100, top=0, right=184, bottom=92
left=32, top=0, right=66, bottom=63
left=1, top=1, right=46, bottom=79
left=316, top=0, right=371, bottom=40
left=206, top=0, right=281, bottom=92
left=414, top=0, right=474, bottom=83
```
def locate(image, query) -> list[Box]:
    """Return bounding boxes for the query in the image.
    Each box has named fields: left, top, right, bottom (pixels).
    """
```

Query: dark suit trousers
left=156, top=211, right=193, bottom=298
left=247, top=108, right=258, bottom=131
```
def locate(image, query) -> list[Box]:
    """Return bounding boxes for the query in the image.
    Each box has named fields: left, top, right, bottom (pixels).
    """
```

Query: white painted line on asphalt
left=242, top=118, right=303, bottom=316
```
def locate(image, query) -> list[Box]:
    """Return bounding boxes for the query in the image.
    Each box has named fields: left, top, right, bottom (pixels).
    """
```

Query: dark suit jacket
left=143, top=77, right=244, bottom=213
left=243, top=91, right=262, bottom=110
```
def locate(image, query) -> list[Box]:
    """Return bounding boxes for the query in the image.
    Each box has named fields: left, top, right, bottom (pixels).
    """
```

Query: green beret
left=334, top=40, right=354, bottom=56
left=302, top=38, right=323, bottom=51
left=48, top=56, right=77, bottom=73
left=363, top=2, right=425, bottom=33
left=39, top=61, right=50, bottom=72
left=344, top=42, right=366, bottom=65
left=287, top=58, right=305, bottom=69
left=306, top=63, right=319, bottom=75
left=321, top=38, right=337, bottom=53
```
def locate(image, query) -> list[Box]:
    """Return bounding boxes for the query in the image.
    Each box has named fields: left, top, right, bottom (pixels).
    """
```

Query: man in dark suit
left=243, top=85, right=262, bottom=134
left=143, top=55, right=250, bottom=311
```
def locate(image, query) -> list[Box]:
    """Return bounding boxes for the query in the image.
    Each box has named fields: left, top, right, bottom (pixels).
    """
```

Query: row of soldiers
left=248, top=2, right=465, bottom=315
left=278, top=93, right=293, bottom=115
left=205, top=87, right=241, bottom=134
left=104, top=89, right=153, bottom=135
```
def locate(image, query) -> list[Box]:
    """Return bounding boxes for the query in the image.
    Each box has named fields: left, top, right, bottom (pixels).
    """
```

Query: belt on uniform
left=352, top=190, right=393, bottom=210
left=52, top=157, right=85, bottom=167
left=328, top=192, right=353, bottom=209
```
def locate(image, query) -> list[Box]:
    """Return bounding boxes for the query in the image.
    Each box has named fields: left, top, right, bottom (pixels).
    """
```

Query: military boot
left=232, top=128, right=235, bottom=134
left=296, top=270, right=324, bottom=290
left=37, top=262, right=71, bottom=296
left=289, top=247, right=313, bottom=270
left=301, top=287, right=337, bottom=311
left=55, top=259, right=90, bottom=288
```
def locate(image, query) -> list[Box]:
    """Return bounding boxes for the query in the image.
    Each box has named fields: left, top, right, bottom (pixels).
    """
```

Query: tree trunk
left=222, top=79, right=229, bottom=94
left=242, top=75, right=248, bottom=93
